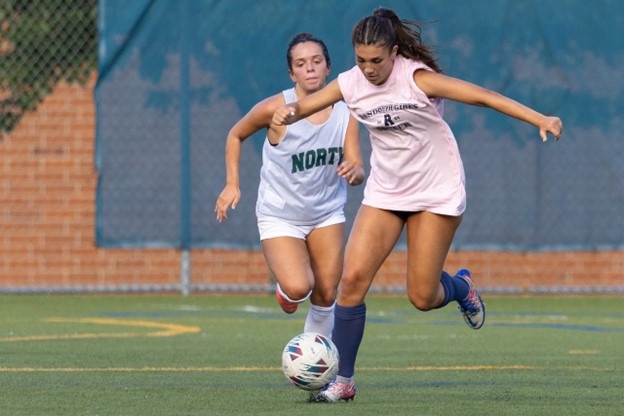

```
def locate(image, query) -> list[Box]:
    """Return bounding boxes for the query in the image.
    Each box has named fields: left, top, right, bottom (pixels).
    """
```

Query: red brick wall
left=1, top=78, right=623, bottom=293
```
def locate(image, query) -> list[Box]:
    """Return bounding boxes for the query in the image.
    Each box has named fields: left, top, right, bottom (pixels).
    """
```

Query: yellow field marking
left=0, top=366, right=523, bottom=373
left=0, top=317, right=200, bottom=342
left=373, top=365, right=536, bottom=371
left=0, top=367, right=275, bottom=373
left=0, top=365, right=614, bottom=373
left=568, top=349, right=600, bottom=355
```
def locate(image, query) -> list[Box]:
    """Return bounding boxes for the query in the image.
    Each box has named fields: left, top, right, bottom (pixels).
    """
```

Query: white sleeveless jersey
left=255, top=88, right=350, bottom=225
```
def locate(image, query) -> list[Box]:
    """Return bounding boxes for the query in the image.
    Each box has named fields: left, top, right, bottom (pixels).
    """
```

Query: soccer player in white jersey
left=273, top=8, right=563, bottom=402
left=215, top=33, right=364, bottom=339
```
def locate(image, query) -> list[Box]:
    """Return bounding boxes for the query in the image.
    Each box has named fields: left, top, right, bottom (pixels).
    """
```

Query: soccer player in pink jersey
left=274, top=8, right=563, bottom=402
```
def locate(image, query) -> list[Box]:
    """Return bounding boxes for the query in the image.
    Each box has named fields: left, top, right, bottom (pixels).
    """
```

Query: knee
left=408, top=292, right=438, bottom=311
left=337, top=270, right=369, bottom=305
left=279, top=282, right=312, bottom=302
left=310, top=286, right=337, bottom=307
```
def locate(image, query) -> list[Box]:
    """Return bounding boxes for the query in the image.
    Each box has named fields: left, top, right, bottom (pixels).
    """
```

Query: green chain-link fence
left=0, top=0, right=97, bottom=136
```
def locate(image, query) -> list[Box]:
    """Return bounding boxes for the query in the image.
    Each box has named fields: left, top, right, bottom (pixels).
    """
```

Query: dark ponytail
left=352, top=7, right=442, bottom=73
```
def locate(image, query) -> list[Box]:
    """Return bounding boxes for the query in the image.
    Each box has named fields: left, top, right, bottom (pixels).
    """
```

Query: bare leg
left=404, top=211, right=462, bottom=310
left=262, top=237, right=314, bottom=301
left=338, top=205, right=406, bottom=306
left=305, top=223, right=345, bottom=307
left=303, top=223, right=345, bottom=336
left=331, top=205, right=404, bottom=382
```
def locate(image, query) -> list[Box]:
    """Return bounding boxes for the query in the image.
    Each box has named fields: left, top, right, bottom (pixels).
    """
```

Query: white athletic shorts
left=257, top=209, right=345, bottom=241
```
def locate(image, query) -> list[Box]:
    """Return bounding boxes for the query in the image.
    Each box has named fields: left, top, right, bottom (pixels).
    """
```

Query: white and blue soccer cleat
left=456, top=269, right=485, bottom=329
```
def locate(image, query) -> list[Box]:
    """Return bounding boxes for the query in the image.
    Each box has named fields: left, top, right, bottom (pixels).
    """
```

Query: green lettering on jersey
left=291, top=146, right=344, bottom=173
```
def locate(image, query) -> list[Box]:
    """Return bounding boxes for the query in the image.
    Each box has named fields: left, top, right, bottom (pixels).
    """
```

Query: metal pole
left=180, top=249, right=191, bottom=296
left=179, top=1, right=191, bottom=296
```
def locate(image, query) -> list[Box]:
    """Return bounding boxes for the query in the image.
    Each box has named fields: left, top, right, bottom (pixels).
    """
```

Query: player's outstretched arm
left=215, top=97, right=279, bottom=221
left=414, top=70, right=563, bottom=142
left=273, top=80, right=344, bottom=126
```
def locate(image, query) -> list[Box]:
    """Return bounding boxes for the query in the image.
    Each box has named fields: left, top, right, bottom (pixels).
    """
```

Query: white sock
left=303, top=302, right=335, bottom=337
left=276, top=284, right=311, bottom=303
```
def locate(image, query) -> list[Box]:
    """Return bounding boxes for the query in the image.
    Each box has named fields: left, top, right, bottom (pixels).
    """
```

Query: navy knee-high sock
left=438, top=271, right=470, bottom=308
left=331, top=303, right=366, bottom=378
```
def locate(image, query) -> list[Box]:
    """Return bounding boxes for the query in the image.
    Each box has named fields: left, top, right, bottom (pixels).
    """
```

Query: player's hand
left=539, top=116, right=563, bottom=142
left=337, top=161, right=364, bottom=186
left=215, top=184, right=240, bottom=222
left=272, top=105, right=297, bottom=126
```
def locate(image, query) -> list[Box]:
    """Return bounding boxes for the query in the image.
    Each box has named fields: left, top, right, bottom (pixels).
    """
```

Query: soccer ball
left=281, top=332, right=339, bottom=391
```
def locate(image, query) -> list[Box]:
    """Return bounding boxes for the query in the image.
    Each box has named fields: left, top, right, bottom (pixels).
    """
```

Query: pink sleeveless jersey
left=337, top=55, right=466, bottom=215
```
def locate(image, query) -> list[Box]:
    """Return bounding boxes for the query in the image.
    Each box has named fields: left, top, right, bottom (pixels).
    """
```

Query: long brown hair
left=351, top=7, right=442, bottom=73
